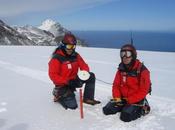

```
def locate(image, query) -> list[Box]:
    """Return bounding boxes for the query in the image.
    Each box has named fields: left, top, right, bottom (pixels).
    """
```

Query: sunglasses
left=120, top=50, right=132, bottom=58
left=65, top=44, right=76, bottom=50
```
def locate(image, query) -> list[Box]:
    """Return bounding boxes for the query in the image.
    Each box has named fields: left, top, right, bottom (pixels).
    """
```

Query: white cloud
left=0, top=0, right=115, bottom=17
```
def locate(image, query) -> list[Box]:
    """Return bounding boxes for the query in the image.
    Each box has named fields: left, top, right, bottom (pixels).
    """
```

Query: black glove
left=77, top=79, right=84, bottom=87
left=121, top=98, right=127, bottom=105
left=110, top=98, right=127, bottom=106
left=69, top=78, right=84, bottom=88
left=69, top=80, right=78, bottom=87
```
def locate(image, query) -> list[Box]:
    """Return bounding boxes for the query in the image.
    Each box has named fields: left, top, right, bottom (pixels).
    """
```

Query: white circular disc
left=78, top=70, right=90, bottom=81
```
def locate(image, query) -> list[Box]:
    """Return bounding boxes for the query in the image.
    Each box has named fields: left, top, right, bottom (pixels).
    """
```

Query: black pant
left=83, top=72, right=95, bottom=100
left=103, top=99, right=150, bottom=122
left=67, top=72, right=96, bottom=100
left=120, top=105, right=143, bottom=122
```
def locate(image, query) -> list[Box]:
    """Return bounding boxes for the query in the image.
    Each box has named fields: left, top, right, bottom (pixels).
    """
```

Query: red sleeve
left=127, top=69, right=151, bottom=104
left=112, top=71, right=122, bottom=98
left=48, top=59, right=68, bottom=86
left=77, top=54, right=89, bottom=71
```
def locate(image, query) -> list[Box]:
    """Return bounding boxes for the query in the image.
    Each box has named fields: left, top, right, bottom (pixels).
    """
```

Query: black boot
left=83, top=99, right=101, bottom=105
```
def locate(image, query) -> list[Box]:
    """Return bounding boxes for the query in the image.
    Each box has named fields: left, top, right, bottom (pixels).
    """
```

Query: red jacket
left=48, top=49, right=89, bottom=86
left=112, top=59, right=151, bottom=104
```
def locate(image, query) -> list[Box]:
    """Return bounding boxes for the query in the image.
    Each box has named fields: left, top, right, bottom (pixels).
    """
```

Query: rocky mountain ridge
left=0, top=19, right=86, bottom=46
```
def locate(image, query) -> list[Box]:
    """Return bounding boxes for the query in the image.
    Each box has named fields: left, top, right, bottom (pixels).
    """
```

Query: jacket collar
left=118, top=59, right=141, bottom=72
left=55, top=48, right=77, bottom=57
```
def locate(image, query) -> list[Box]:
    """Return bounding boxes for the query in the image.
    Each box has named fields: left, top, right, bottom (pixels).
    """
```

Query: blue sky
left=1, top=0, right=175, bottom=31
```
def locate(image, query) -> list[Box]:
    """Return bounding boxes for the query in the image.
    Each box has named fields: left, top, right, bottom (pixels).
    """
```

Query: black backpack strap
left=138, top=63, right=152, bottom=95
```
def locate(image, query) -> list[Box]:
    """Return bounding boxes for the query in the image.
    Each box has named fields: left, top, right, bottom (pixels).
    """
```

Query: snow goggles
left=120, top=50, right=132, bottom=58
left=65, top=44, right=76, bottom=50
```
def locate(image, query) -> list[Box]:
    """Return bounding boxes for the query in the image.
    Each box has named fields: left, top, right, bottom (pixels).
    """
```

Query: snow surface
left=0, top=46, right=175, bottom=130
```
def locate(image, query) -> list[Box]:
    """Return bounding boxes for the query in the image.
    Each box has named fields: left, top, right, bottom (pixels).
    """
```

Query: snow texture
left=0, top=46, right=175, bottom=130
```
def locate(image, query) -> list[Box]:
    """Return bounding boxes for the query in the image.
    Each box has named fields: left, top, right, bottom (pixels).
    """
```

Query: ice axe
left=78, top=70, right=90, bottom=119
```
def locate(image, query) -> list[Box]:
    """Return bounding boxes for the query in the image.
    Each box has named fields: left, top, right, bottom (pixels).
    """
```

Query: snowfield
left=0, top=46, right=175, bottom=130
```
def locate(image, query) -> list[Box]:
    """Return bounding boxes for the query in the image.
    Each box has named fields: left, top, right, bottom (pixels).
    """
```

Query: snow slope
left=0, top=46, right=175, bottom=130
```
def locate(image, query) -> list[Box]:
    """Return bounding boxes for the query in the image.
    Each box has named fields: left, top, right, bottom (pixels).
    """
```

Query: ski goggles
left=120, top=50, right=132, bottom=58
left=65, top=44, right=76, bottom=50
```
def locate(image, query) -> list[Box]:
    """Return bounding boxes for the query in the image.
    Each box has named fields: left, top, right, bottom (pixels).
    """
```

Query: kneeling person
left=48, top=33, right=100, bottom=110
left=103, top=44, right=151, bottom=122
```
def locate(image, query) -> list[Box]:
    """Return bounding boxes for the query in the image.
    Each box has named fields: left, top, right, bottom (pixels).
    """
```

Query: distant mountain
left=14, top=25, right=56, bottom=46
left=0, top=20, right=35, bottom=45
left=38, top=19, right=69, bottom=37
left=0, top=19, right=87, bottom=46
left=38, top=19, right=87, bottom=46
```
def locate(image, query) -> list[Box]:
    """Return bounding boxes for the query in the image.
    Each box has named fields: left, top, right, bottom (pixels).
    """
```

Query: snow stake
left=78, top=70, right=90, bottom=119
left=79, top=88, right=84, bottom=119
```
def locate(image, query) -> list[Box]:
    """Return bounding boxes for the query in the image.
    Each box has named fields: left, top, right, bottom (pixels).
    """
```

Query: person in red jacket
left=48, top=33, right=100, bottom=110
left=103, top=44, right=151, bottom=122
